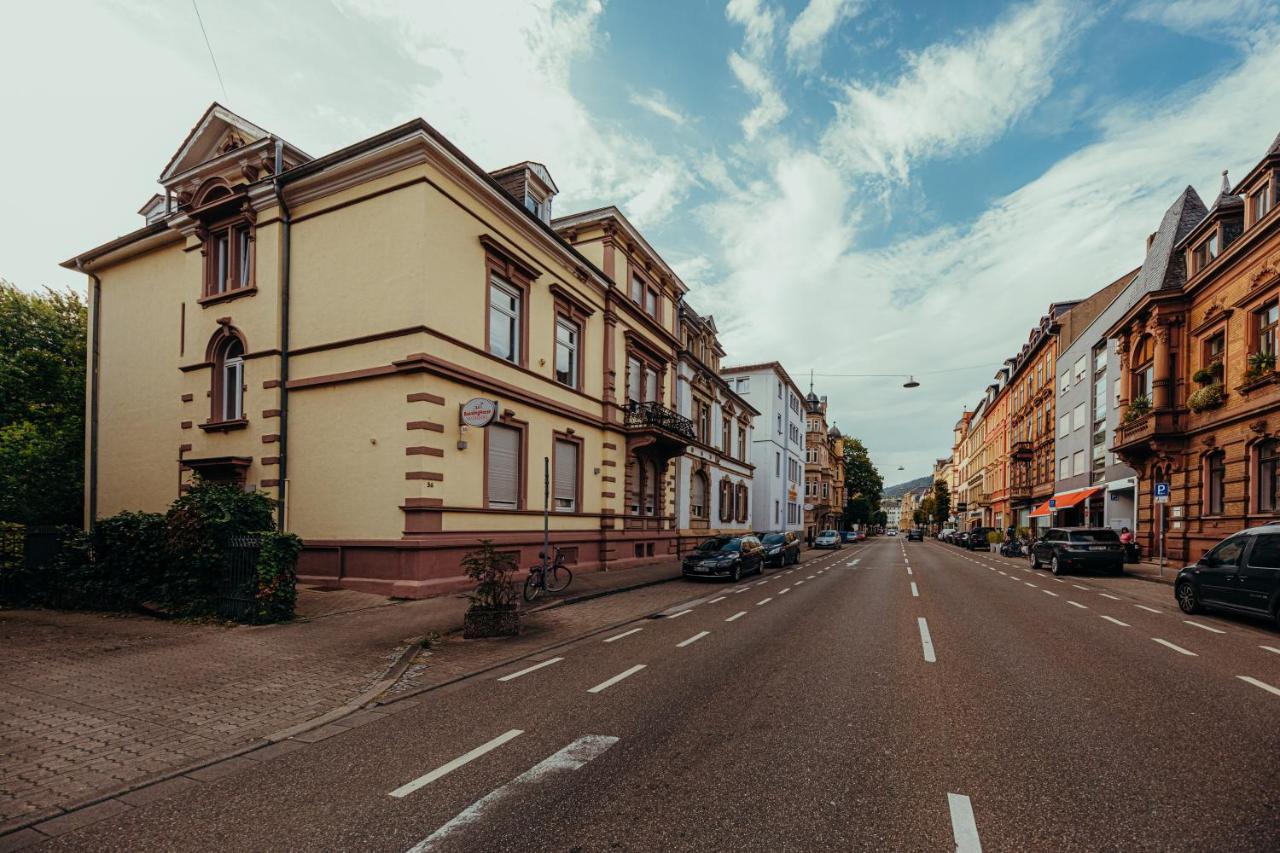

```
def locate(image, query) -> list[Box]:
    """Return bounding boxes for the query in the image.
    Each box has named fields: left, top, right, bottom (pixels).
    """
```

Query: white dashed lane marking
left=1184, top=620, right=1226, bottom=635
left=603, top=628, right=642, bottom=644
left=1152, top=638, right=1197, bottom=656
left=911, top=582, right=919, bottom=597
left=726, top=611, right=746, bottom=622
left=588, top=664, right=646, bottom=694
left=1134, top=605, right=1160, bottom=614
left=1100, top=615, right=1130, bottom=627
left=676, top=631, right=710, bottom=648
left=497, top=657, right=564, bottom=682
left=1067, top=601, right=1088, bottom=609
left=948, top=793, right=983, bottom=853
left=1237, top=676, right=1280, bottom=698
left=1099, top=593, right=1122, bottom=601
left=389, top=729, right=523, bottom=798
left=918, top=617, right=936, bottom=663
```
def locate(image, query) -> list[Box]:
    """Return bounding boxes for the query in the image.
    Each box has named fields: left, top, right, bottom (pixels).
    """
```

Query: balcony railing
left=625, top=401, right=696, bottom=441
left=1113, top=410, right=1183, bottom=455
left=1010, top=440, right=1033, bottom=461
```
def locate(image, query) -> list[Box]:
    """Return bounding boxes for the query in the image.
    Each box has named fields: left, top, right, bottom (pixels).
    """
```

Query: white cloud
left=822, top=0, right=1087, bottom=182
left=728, top=51, right=788, bottom=140
left=725, top=0, right=781, bottom=59
left=786, top=0, right=864, bottom=68
left=1128, top=0, right=1280, bottom=42
left=628, top=89, right=689, bottom=126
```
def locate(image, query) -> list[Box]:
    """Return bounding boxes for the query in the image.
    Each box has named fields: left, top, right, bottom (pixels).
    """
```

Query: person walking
left=1120, top=526, right=1136, bottom=563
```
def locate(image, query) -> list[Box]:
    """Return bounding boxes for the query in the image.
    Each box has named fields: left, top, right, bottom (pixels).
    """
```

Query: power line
left=191, top=0, right=228, bottom=102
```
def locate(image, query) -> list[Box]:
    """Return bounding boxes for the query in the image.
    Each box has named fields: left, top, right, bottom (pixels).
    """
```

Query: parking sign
left=1154, top=482, right=1170, bottom=503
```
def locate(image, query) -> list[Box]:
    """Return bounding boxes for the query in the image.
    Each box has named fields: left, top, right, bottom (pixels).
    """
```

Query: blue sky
left=2, top=0, right=1279, bottom=482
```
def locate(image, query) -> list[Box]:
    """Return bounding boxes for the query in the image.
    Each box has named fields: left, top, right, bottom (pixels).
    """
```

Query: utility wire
left=191, top=0, right=228, bottom=102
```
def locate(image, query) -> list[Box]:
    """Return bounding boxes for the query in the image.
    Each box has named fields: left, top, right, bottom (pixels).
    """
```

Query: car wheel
left=1176, top=581, right=1202, bottom=615
left=1031, top=551, right=1041, bottom=569
left=731, top=563, right=742, bottom=583
left=1050, top=556, right=1065, bottom=576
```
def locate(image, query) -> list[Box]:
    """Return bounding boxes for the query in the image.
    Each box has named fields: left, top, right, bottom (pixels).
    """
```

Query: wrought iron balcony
left=625, top=401, right=696, bottom=441
left=1010, top=440, right=1033, bottom=461
left=1113, top=409, right=1184, bottom=458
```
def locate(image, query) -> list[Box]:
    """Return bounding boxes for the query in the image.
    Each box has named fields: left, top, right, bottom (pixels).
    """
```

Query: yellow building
left=64, top=104, right=728, bottom=596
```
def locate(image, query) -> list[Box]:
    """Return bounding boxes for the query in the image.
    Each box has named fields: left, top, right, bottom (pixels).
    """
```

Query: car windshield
left=1068, top=530, right=1119, bottom=543
left=820, top=530, right=838, bottom=537
left=761, top=534, right=785, bottom=545
left=695, top=537, right=740, bottom=553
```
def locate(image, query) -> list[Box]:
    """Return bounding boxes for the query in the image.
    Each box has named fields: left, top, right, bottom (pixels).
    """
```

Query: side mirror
left=1200, top=555, right=1217, bottom=568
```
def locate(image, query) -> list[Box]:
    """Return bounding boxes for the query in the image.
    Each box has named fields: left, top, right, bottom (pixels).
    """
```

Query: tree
left=872, top=510, right=888, bottom=529
left=0, top=281, right=86, bottom=525
left=842, top=495, right=871, bottom=527
left=842, top=437, right=883, bottom=508
left=931, top=479, right=951, bottom=526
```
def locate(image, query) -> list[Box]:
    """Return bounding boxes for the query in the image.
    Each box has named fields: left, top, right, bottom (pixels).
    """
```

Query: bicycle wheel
left=547, top=564, right=573, bottom=592
left=523, top=570, right=543, bottom=602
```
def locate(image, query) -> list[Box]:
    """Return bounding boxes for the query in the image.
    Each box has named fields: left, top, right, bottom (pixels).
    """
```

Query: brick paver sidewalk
left=0, top=557, right=682, bottom=829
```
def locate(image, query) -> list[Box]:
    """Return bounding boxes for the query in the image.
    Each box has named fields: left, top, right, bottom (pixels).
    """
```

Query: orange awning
left=1029, top=487, right=1103, bottom=518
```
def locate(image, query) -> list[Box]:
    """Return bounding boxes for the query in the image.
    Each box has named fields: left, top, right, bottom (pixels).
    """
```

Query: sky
left=3, top=0, right=1279, bottom=483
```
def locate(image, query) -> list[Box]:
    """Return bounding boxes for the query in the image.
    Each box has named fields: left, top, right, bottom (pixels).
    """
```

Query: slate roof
left=1118, top=186, right=1207, bottom=312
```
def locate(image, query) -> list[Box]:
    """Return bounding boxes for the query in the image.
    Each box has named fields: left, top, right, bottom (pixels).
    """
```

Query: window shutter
left=487, top=425, right=520, bottom=508
left=554, top=439, right=577, bottom=511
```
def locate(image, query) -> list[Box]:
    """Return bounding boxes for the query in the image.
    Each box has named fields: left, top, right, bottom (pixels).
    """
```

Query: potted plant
left=1123, top=395, right=1151, bottom=424
left=1244, top=351, right=1276, bottom=384
left=1187, top=382, right=1225, bottom=413
left=987, top=529, right=1002, bottom=553
left=1192, top=365, right=1217, bottom=386
left=461, top=539, right=521, bottom=638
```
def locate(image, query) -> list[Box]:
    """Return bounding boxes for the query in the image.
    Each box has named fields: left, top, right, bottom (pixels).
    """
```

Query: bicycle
left=523, top=547, right=574, bottom=602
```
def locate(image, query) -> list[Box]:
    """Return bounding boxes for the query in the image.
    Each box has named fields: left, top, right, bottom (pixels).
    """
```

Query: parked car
left=760, top=531, right=801, bottom=567
left=887, top=529, right=898, bottom=536
left=855, top=531, right=866, bottom=542
left=938, top=528, right=956, bottom=542
left=814, top=529, right=843, bottom=549
left=842, top=531, right=858, bottom=543
left=682, top=535, right=765, bottom=581
left=907, top=528, right=924, bottom=541
left=966, top=527, right=995, bottom=551
left=952, top=531, right=969, bottom=548
left=1030, top=527, right=1124, bottom=576
left=1175, top=525, right=1280, bottom=628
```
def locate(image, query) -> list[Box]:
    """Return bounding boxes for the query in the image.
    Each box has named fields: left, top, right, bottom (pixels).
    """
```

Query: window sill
left=198, top=286, right=257, bottom=308
left=199, top=418, right=249, bottom=432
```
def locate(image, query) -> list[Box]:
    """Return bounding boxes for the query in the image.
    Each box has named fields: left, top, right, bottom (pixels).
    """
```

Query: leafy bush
left=254, top=531, right=302, bottom=623
left=165, top=480, right=276, bottom=614
left=1187, top=383, right=1225, bottom=413
left=1192, top=366, right=1216, bottom=386
left=461, top=539, right=518, bottom=610
left=1244, top=351, right=1276, bottom=383
left=1123, top=395, right=1151, bottom=424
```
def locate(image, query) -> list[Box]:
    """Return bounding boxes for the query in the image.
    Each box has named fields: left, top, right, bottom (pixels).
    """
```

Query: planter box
left=463, top=605, right=521, bottom=639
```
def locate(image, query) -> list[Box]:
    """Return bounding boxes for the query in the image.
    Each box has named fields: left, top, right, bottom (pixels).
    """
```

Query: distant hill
left=883, top=476, right=933, bottom=499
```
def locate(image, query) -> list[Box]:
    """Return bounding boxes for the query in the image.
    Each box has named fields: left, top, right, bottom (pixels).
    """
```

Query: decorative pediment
left=160, top=103, right=273, bottom=183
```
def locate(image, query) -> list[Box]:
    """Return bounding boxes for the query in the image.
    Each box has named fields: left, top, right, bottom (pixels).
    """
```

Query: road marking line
left=907, top=567, right=913, bottom=575
left=389, top=729, right=523, bottom=798
left=1042, top=590, right=1059, bottom=597
left=1072, top=584, right=1089, bottom=590
left=755, top=580, right=767, bottom=587
left=807, top=575, right=816, bottom=579
left=1100, top=615, right=1130, bottom=627
left=588, top=664, right=646, bottom=694
left=1261, top=645, right=1280, bottom=655
left=668, top=609, right=693, bottom=619
left=677, top=631, right=710, bottom=648
left=708, top=596, right=726, bottom=604
left=1068, top=601, right=1087, bottom=609
left=1025, top=582, right=1038, bottom=588
left=603, top=628, right=642, bottom=644
left=1099, top=593, right=1121, bottom=601
left=734, top=588, right=749, bottom=594
left=1184, top=620, right=1226, bottom=634
left=1152, top=638, right=1197, bottom=656
left=1052, top=579, right=1065, bottom=584
left=795, top=580, right=805, bottom=585
left=1134, top=605, right=1160, bottom=614
left=997, top=571, right=1007, bottom=576
left=918, top=617, right=936, bottom=663
left=779, top=588, right=790, bottom=595
left=497, top=657, right=564, bottom=682
left=726, top=611, right=746, bottom=622
left=911, top=582, right=919, bottom=597
left=1236, top=675, right=1280, bottom=698
left=405, top=735, right=618, bottom=851
left=757, top=597, right=773, bottom=606
left=948, top=793, right=982, bottom=853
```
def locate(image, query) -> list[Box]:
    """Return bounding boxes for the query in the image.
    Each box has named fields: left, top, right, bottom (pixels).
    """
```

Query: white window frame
left=554, top=317, right=578, bottom=387
left=488, top=277, right=521, bottom=363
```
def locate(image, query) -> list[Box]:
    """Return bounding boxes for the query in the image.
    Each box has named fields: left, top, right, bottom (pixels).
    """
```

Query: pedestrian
left=1120, top=526, right=1136, bottom=563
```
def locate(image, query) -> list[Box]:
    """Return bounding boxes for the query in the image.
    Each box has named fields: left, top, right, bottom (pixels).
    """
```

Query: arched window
left=1206, top=452, right=1226, bottom=515
left=212, top=335, right=245, bottom=422
left=1132, top=336, right=1154, bottom=402
left=690, top=470, right=708, bottom=519
left=1259, top=440, right=1280, bottom=512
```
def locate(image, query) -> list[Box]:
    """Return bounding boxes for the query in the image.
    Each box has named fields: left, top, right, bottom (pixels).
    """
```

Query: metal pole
left=542, top=456, right=551, bottom=572
left=1158, top=500, right=1165, bottom=579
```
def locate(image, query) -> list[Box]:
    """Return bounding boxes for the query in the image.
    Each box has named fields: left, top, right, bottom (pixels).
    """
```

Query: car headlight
left=717, top=554, right=740, bottom=566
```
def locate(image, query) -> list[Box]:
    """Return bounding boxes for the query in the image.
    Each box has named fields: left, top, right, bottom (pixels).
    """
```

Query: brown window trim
left=199, top=418, right=249, bottom=432
left=198, top=285, right=259, bottom=308
left=552, top=288, right=591, bottom=391
left=484, top=255, right=532, bottom=368
left=483, top=415, right=528, bottom=511
left=207, top=324, right=248, bottom=425
left=199, top=214, right=256, bottom=301
left=552, top=430, right=584, bottom=514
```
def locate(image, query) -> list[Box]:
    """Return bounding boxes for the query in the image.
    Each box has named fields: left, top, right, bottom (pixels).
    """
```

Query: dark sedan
left=1175, top=525, right=1280, bottom=629
left=1030, top=527, right=1124, bottom=576
left=682, top=535, right=765, bottom=582
left=907, top=528, right=924, bottom=541
left=760, top=531, right=801, bottom=567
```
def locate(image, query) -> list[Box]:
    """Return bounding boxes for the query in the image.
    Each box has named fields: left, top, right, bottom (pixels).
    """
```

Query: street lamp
left=812, top=371, right=922, bottom=388
left=903, top=375, right=920, bottom=388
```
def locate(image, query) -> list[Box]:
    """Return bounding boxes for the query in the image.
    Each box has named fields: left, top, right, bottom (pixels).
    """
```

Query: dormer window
left=1192, top=231, right=1220, bottom=272
left=1253, top=184, right=1272, bottom=224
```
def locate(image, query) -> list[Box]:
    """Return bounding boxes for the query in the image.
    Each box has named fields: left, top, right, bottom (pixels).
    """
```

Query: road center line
left=806, top=575, right=816, bottom=580
left=1236, top=675, right=1280, bottom=697
left=1134, top=605, right=1161, bottom=614
left=1042, top=590, right=1059, bottom=597
left=668, top=609, right=693, bottom=619
left=389, top=729, right=523, bottom=798
left=677, top=631, right=710, bottom=648
left=1067, top=600, right=1088, bottom=609
left=757, top=597, right=773, bottom=606
left=1152, top=638, right=1197, bottom=656
left=1184, top=620, right=1226, bottom=634
left=1261, top=645, right=1280, bottom=655
left=1025, top=582, right=1038, bottom=588
left=779, top=587, right=791, bottom=595
left=405, top=735, right=618, bottom=851
left=726, top=611, right=746, bottom=622
left=588, top=664, right=646, bottom=694
left=918, top=617, right=936, bottom=663
left=497, top=657, right=564, bottom=682
left=906, top=567, right=913, bottom=575
left=707, top=596, right=726, bottom=604
left=603, top=628, right=642, bottom=644
left=947, top=793, right=982, bottom=853
left=1099, top=593, right=1121, bottom=601
left=910, top=582, right=919, bottom=597
left=1100, top=615, right=1130, bottom=627
left=795, top=580, right=805, bottom=586
left=1072, top=584, right=1089, bottom=590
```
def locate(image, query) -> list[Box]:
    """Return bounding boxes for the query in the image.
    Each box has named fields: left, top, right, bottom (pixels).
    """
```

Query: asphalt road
left=35, top=537, right=1280, bottom=852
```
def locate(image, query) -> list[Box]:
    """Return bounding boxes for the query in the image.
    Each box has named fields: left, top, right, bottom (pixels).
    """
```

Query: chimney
left=488, top=161, right=559, bottom=224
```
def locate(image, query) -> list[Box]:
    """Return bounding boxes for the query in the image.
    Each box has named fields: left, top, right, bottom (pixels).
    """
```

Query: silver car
left=814, top=529, right=842, bottom=549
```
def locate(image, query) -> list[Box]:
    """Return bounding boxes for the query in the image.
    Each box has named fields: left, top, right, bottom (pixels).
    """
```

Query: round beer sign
left=460, top=397, right=499, bottom=428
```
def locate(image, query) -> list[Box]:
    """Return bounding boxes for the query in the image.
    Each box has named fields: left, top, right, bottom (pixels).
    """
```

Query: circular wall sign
left=802, top=503, right=815, bottom=512
left=460, top=397, right=499, bottom=428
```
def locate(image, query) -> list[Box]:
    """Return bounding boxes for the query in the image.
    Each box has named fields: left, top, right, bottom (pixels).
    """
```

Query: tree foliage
left=842, top=495, right=871, bottom=526
left=931, top=479, right=951, bottom=525
left=842, top=437, right=883, bottom=509
left=0, top=282, right=86, bottom=525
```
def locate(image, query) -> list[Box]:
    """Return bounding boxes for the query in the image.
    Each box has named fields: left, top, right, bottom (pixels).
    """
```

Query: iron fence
left=219, top=535, right=261, bottom=621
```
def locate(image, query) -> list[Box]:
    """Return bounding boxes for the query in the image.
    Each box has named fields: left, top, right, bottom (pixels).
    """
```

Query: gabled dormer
left=489, top=161, right=558, bottom=224
left=1182, top=171, right=1244, bottom=279
left=1233, top=130, right=1279, bottom=231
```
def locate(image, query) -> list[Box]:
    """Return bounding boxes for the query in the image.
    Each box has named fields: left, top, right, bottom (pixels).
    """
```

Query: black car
left=966, top=527, right=995, bottom=550
left=682, top=535, right=765, bottom=581
left=907, top=528, right=924, bottom=542
left=1175, top=525, right=1280, bottom=628
left=759, top=531, right=801, bottom=567
left=952, top=531, right=969, bottom=548
left=1030, top=527, right=1124, bottom=576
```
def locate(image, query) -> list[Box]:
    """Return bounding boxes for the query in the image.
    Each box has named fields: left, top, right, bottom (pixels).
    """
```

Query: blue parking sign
left=1155, top=482, right=1170, bottom=497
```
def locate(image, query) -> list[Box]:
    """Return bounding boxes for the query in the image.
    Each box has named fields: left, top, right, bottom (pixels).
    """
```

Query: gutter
left=273, top=140, right=292, bottom=531
left=76, top=260, right=101, bottom=531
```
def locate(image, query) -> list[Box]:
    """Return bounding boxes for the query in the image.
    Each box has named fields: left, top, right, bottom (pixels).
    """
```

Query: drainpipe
left=273, top=140, right=292, bottom=531
left=76, top=260, right=101, bottom=532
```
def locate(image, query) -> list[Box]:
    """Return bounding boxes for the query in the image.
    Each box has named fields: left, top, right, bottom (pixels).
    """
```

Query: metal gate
left=219, top=535, right=261, bottom=621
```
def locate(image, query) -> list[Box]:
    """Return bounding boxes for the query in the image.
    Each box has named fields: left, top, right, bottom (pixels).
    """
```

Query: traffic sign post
left=1154, top=482, right=1170, bottom=578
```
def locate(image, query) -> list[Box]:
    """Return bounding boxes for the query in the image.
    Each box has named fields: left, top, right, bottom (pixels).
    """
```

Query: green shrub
left=1123, top=395, right=1151, bottom=424
left=461, top=539, right=518, bottom=610
left=1187, top=383, right=1224, bottom=413
left=253, top=531, right=302, bottom=623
